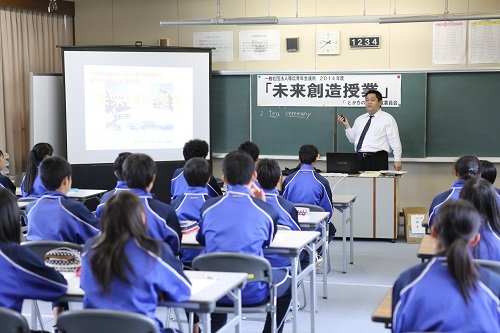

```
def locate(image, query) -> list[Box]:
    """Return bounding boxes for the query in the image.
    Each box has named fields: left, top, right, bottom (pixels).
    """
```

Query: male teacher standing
left=337, top=89, right=402, bottom=171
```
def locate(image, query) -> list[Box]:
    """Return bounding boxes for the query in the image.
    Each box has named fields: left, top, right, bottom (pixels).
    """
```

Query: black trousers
left=357, top=151, right=389, bottom=171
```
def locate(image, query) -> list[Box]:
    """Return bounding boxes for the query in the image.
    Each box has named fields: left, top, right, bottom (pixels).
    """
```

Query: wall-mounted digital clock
left=349, top=36, right=380, bottom=49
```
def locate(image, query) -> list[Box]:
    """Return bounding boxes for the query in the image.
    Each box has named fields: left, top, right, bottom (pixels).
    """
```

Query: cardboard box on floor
left=403, top=207, right=428, bottom=244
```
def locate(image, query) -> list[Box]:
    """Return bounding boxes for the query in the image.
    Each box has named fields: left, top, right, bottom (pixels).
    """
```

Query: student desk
left=332, top=194, right=356, bottom=273
left=182, top=230, right=320, bottom=333
left=62, top=270, right=248, bottom=333
left=417, top=235, right=439, bottom=261
left=323, top=174, right=400, bottom=240
left=16, top=188, right=106, bottom=203
left=371, top=288, right=392, bottom=328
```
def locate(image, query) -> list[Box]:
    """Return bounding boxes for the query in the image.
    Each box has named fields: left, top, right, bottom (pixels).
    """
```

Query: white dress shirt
left=345, top=109, right=402, bottom=161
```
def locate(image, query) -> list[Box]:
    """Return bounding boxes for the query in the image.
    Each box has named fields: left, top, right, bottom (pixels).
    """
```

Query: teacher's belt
left=357, top=151, right=387, bottom=158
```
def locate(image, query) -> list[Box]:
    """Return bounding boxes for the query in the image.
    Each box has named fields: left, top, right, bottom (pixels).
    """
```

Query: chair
left=0, top=307, right=30, bottom=333
left=20, top=240, right=84, bottom=331
left=57, top=309, right=157, bottom=333
left=192, top=252, right=277, bottom=333
left=474, top=259, right=500, bottom=274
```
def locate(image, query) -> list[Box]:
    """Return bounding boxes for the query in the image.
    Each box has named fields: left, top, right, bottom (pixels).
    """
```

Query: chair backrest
left=474, top=259, right=500, bottom=274
left=57, top=309, right=157, bottom=333
left=192, top=252, right=272, bottom=284
left=0, top=307, right=30, bottom=333
left=294, top=203, right=325, bottom=212
left=20, top=240, right=83, bottom=261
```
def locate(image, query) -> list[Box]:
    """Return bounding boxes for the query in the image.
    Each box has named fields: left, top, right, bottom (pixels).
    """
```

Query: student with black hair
left=21, top=142, right=53, bottom=197
left=26, top=156, right=100, bottom=243
left=428, top=155, right=481, bottom=228
left=460, top=177, right=500, bottom=261
left=256, top=158, right=301, bottom=268
left=282, top=144, right=336, bottom=241
left=197, top=150, right=291, bottom=333
left=81, top=191, right=191, bottom=333
left=238, top=141, right=260, bottom=163
left=171, top=157, right=210, bottom=265
left=97, top=151, right=132, bottom=207
left=0, top=149, right=15, bottom=194
left=480, top=159, right=500, bottom=196
left=170, top=139, right=222, bottom=199
left=0, top=188, right=67, bottom=314
left=122, top=153, right=182, bottom=255
left=392, top=200, right=500, bottom=333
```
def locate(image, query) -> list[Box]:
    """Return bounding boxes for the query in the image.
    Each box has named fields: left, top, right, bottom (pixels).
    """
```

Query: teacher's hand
left=337, top=115, right=350, bottom=129
left=393, top=161, right=402, bottom=171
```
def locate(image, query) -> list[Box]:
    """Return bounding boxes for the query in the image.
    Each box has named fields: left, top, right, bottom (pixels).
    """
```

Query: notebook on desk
left=326, top=153, right=360, bottom=174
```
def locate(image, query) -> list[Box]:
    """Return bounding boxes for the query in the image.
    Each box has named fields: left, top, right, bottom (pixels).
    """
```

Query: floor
left=23, top=236, right=421, bottom=333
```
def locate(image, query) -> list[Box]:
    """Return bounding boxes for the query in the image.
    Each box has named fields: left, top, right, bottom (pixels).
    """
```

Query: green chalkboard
left=336, top=73, right=426, bottom=158
left=251, top=75, right=335, bottom=156
left=427, top=72, right=500, bottom=157
left=210, top=75, right=250, bottom=153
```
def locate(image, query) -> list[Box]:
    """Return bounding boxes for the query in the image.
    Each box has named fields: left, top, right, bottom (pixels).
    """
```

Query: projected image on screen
left=84, top=65, right=193, bottom=150
left=63, top=49, right=210, bottom=164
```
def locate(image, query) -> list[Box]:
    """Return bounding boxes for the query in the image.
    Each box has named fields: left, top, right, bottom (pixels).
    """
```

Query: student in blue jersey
left=122, top=153, right=182, bottom=255
left=26, top=156, right=100, bottom=244
left=95, top=152, right=132, bottom=218
left=428, top=155, right=481, bottom=228
left=256, top=158, right=302, bottom=268
left=0, top=188, right=67, bottom=314
left=171, top=139, right=222, bottom=199
left=0, top=150, right=15, bottom=194
left=171, top=157, right=210, bottom=265
left=392, top=200, right=500, bottom=333
left=460, top=177, right=500, bottom=261
left=480, top=159, right=500, bottom=196
left=100, top=152, right=131, bottom=203
left=20, top=142, right=53, bottom=198
left=81, top=191, right=191, bottom=333
left=197, top=150, right=291, bottom=333
left=282, top=144, right=336, bottom=241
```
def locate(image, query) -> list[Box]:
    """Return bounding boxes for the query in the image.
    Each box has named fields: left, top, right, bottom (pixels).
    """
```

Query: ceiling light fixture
left=379, top=13, right=500, bottom=24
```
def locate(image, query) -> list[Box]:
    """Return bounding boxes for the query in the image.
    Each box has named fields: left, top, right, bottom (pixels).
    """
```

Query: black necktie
left=356, top=115, right=373, bottom=152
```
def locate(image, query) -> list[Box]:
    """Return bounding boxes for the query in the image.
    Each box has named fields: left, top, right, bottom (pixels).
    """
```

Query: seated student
left=256, top=158, right=301, bottom=268
left=428, top=155, right=481, bottom=228
left=20, top=142, right=53, bottom=198
left=460, top=178, right=500, bottom=261
left=171, top=139, right=222, bottom=199
left=81, top=191, right=191, bottom=333
left=238, top=140, right=260, bottom=164
left=0, top=149, right=15, bottom=194
left=392, top=200, right=500, bottom=333
left=197, top=150, right=291, bottom=333
left=122, top=153, right=182, bottom=255
left=282, top=144, right=336, bottom=240
left=171, top=157, right=210, bottom=265
left=26, top=156, right=100, bottom=244
left=480, top=159, right=500, bottom=196
left=0, top=188, right=67, bottom=313
left=95, top=152, right=132, bottom=217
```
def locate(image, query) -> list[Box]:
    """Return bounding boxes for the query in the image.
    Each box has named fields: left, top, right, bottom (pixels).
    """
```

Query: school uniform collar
left=452, top=179, right=466, bottom=188
left=116, top=180, right=128, bottom=188
left=42, top=190, right=68, bottom=198
left=299, top=164, right=316, bottom=172
left=226, top=184, right=252, bottom=196
left=263, top=188, right=279, bottom=195
left=185, top=186, right=208, bottom=194
left=129, top=187, right=153, bottom=198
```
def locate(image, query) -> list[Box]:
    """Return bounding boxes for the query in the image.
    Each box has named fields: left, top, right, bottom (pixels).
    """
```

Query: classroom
left=0, top=1, right=499, bottom=332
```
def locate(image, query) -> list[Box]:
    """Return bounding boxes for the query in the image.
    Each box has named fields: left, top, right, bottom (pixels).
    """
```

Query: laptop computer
left=326, top=152, right=360, bottom=174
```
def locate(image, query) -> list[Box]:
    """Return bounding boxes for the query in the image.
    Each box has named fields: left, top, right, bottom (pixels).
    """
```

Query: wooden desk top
left=371, top=288, right=392, bottom=324
left=417, top=235, right=439, bottom=259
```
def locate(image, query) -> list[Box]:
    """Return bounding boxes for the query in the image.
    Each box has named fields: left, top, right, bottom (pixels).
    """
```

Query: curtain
left=0, top=7, right=73, bottom=176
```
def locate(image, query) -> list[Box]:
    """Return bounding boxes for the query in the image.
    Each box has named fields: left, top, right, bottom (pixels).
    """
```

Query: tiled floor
left=23, top=237, right=421, bottom=333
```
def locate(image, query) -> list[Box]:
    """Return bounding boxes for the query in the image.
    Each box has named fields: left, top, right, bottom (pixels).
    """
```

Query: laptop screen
left=326, top=153, right=360, bottom=174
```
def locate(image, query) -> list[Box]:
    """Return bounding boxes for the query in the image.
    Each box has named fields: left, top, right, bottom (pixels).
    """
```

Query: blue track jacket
left=170, top=167, right=223, bottom=199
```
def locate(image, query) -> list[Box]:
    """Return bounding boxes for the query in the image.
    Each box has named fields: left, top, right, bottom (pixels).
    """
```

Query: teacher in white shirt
left=337, top=89, right=402, bottom=171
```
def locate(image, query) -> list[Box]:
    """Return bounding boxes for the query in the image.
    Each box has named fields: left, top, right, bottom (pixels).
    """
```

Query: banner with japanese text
left=257, top=74, right=402, bottom=107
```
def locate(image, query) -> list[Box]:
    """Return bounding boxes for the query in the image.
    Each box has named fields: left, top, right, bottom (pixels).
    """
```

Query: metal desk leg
left=322, top=220, right=328, bottom=299
left=310, top=241, right=317, bottom=333
left=350, top=203, right=354, bottom=264
left=342, top=207, right=347, bottom=273
left=291, top=256, right=298, bottom=333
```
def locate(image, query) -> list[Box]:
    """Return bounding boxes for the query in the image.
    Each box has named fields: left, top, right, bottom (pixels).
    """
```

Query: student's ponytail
left=455, top=155, right=480, bottom=181
left=24, top=143, right=53, bottom=195
left=433, top=200, right=481, bottom=303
